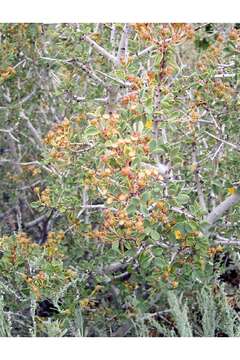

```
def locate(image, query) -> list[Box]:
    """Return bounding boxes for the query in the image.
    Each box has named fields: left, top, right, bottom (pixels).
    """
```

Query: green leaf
left=140, top=202, right=148, bottom=215
left=126, top=197, right=140, bottom=215
left=145, top=104, right=153, bottom=116
left=133, top=121, right=144, bottom=134
left=152, top=248, right=163, bottom=257
left=112, top=241, right=120, bottom=253
left=141, top=191, right=151, bottom=202
left=84, top=126, right=99, bottom=137
left=149, top=139, right=157, bottom=152
left=150, top=229, right=160, bottom=241
left=176, top=193, right=190, bottom=205
left=139, top=252, right=153, bottom=270
left=144, top=226, right=152, bottom=235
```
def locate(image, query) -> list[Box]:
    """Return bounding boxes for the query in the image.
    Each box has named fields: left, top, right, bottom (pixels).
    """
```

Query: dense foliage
left=0, top=23, right=240, bottom=336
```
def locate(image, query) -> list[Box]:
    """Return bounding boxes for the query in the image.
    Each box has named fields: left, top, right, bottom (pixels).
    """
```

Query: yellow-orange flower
left=175, top=230, right=183, bottom=240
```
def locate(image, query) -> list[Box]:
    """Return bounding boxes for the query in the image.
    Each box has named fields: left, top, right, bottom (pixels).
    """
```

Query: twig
left=74, top=60, right=106, bottom=86
left=10, top=88, right=36, bottom=109
left=140, top=161, right=169, bottom=177
left=192, top=142, right=207, bottom=212
left=0, top=128, right=20, bottom=143
left=82, top=187, right=90, bottom=225
left=117, top=24, right=129, bottom=64
left=25, top=118, right=44, bottom=150
left=132, top=45, right=156, bottom=59
left=214, top=73, right=235, bottom=78
left=94, top=69, right=131, bottom=87
left=210, top=143, right=224, bottom=161
left=112, top=321, right=132, bottom=337
left=82, top=35, right=118, bottom=65
left=205, top=131, right=240, bottom=152
left=101, top=245, right=145, bottom=274
left=110, top=23, right=116, bottom=55
left=77, top=204, right=117, bottom=219
left=205, top=192, right=240, bottom=231
left=170, top=206, right=195, bottom=220
left=24, top=213, right=50, bottom=228
left=214, top=234, right=240, bottom=246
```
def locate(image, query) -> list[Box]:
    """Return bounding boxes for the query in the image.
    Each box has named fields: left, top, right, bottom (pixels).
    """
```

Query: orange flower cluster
left=43, top=118, right=73, bottom=162
left=208, top=45, right=222, bottom=59
left=92, top=230, right=108, bottom=242
left=16, top=232, right=31, bottom=247
left=162, top=66, right=174, bottom=77
left=65, top=268, right=77, bottom=280
left=150, top=201, right=169, bottom=225
left=21, top=270, right=47, bottom=300
left=127, top=75, right=142, bottom=90
left=146, top=71, right=156, bottom=86
left=171, top=23, right=195, bottom=41
left=161, top=265, right=172, bottom=281
left=190, top=108, right=199, bottom=122
left=14, top=232, right=37, bottom=260
left=229, top=28, right=240, bottom=41
left=26, top=278, right=41, bottom=299
left=104, top=208, right=145, bottom=236
left=44, top=231, right=65, bottom=258
left=24, top=164, right=41, bottom=176
left=44, top=118, right=71, bottom=148
left=133, top=23, right=194, bottom=45
left=98, top=113, right=120, bottom=139
left=196, top=61, right=207, bottom=72
left=213, top=80, right=234, bottom=99
left=132, top=23, right=153, bottom=42
left=102, top=112, right=119, bottom=126
left=121, top=166, right=134, bottom=178
left=98, top=168, right=113, bottom=178
left=47, top=230, right=65, bottom=242
left=208, top=246, right=224, bottom=257
left=97, top=135, right=150, bottom=180
left=130, top=168, right=163, bottom=194
left=120, top=92, right=138, bottom=106
left=40, top=187, right=51, bottom=207
left=0, top=66, right=16, bottom=81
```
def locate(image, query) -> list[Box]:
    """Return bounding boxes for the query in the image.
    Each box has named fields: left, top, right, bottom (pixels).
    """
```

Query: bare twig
left=205, top=192, right=240, bottom=231
left=110, top=23, right=116, bottom=55
left=117, top=24, right=129, bottom=64
left=140, top=161, right=169, bottom=177
left=0, top=128, right=20, bottom=143
left=25, top=120, right=44, bottom=149
left=82, top=187, right=90, bottom=225
left=94, top=69, right=131, bottom=87
left=82, top=35, right=118, bottom=65
left=24, top=213, right=50, bottom=228
left=192, top=142, right=207, bottom=212
left=132, top=45, right=156, bottom=59
left=205, top=131, right=240, bottom=152
left=214, top=234, right=240, bottom=245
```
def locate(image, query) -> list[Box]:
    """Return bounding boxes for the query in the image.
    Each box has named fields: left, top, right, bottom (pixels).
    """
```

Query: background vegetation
left=0, top=23, right=240, bottom=336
